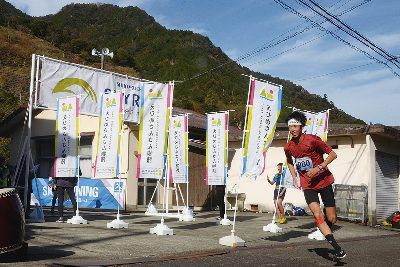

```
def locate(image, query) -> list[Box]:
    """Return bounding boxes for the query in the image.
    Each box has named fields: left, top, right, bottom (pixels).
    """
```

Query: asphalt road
left=1, top=209, right=399, bottom=267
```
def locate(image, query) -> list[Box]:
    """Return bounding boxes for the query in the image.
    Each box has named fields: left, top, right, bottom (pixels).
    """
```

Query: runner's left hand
left=305, top=167, right=319, bottom=178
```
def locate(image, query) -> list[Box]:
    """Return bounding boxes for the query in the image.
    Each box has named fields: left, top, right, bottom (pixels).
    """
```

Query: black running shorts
left=303, top=184, right=335, bottom=207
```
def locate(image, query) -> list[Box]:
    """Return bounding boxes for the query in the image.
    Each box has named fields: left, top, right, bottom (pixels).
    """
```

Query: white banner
left=169, top=115, right=188, bottom=184
left=283, top=109, right=329, bottom=189
left=206, top=112, right=227, bottom=185
left=94, top=92, right=123, bottom=177
left=54, top=97, right=78, bottom=177
left=137, top=83, right=173, bottom=179
left=241, top=79, right=282, bottom=181
left=39, top=59, right=141, bottom=123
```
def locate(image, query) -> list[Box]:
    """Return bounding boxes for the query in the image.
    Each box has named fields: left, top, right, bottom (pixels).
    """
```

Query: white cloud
left=187, top=27, right=209, bottom=36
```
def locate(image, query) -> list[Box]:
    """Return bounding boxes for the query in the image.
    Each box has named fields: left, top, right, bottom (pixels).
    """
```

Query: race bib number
left=296, top=157, right=313, bottom=171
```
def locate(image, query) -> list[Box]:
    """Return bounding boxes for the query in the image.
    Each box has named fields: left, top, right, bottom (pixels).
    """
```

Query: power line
left=273, top=0, right=400, bottom=78
left=298, top=0, right=400, bottom=69
left=177, top=0, right=397, bottom=85
left=293, top=62, right=374, bottom=82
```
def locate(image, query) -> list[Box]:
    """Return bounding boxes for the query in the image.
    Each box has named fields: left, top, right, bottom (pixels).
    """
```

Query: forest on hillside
left=0, top=1, right=365, bottom=162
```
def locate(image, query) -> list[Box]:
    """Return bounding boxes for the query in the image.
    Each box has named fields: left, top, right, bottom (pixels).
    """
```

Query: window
left=35, top=135, right=93, bottom=178
left=79, top=136, right=93, bottom=178
left=137, top=178, right=159, bottom=206
left=36, top=138, right=55, bottom=178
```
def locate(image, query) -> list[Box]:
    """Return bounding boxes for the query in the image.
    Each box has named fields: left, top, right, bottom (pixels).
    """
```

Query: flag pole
left=107, top=90, right=129, bottom=228
left=179, top=113, right=195, bottom=221
left=68, top=96, right=87, bottom=224
left=149, top=81, right=174, bottom=235
left=219, top=76, right=253, bottom=247
left=217, top=110, right=234, bottom=226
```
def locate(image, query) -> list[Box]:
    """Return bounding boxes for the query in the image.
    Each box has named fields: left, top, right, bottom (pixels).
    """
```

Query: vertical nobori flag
left=206, top=112, right=228, bottom=185
left=241, top=79, right=282, bottom=181
left=137, top=83, right=172, bottom=179
left=169, top=115, right=188, bottom=184
left=54, top=97, right=79, bottom=177
left=94, top=92, right=123, bottom=177
left=282, top=109, right=330, bottom=189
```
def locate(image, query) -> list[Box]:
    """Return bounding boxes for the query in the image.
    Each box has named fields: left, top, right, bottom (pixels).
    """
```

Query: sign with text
left=54, top=97, right=78, bottom=177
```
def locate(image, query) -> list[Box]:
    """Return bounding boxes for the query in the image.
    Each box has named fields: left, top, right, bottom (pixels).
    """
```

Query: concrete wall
left=226, top=134, right=374, bottom=213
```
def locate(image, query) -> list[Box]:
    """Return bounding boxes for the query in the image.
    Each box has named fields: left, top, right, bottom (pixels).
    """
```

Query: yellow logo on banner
left=53, top=78, right=97, bottom=103
left=106, top=98, right=116, bottom=107
left=211, top=118, right=222, bottom=125
left=149, top=89, right=163, bottom=99
left=61, top=102, right=73, bottom=111
left=260, top=88, right=274, bottom=101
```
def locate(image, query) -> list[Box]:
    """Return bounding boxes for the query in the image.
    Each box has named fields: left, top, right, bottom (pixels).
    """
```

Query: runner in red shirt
left=284, top=111, right=346, bottom=262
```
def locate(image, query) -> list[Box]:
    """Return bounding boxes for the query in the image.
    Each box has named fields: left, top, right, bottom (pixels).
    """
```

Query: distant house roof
left=1, top=105, right=399, bottom=142
left=173, top=107, right=243, bottom=141
left=0, top=102, right=29, bottom=138
left=0, top=105, right=244, bottom=141
left=274, top=123, right=400, bottom=141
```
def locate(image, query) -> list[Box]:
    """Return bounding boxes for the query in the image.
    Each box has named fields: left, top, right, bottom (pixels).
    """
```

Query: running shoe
left=275, top=218, right=282, bottom=223
left=279, top=217, right=287, bottom=224
left=333, top=250, right=346, bottom=262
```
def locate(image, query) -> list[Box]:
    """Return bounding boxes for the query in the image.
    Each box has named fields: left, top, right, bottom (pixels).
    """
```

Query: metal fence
left=333, top=184, right=368, bottom=223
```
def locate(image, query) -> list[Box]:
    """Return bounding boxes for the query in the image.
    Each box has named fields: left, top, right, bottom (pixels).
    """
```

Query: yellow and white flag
left=94, top=92, right=123, bottom=177
left=206, top=112, right=228, bottom=185
left=241, top=79, right=282, bottom=181
left=169, top=115, right=188, bottom=184
left=137, top=83, right=173, bottom=179
left=54, top=97, right=79, bottom=177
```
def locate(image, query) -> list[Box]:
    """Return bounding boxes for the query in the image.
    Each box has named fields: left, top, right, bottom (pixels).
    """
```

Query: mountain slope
left=0, top=1, right=365, bottom=126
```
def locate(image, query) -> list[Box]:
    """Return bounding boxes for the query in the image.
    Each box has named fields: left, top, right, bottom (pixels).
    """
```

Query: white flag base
left=263, top=222, right=282, bottom=233
left=67, top=211, right=87, bottom=225
left=26, top=204, right=45, bottom=223
left=146, top=203, right=159, bottom=214
left=149, top=219, right=173, bottom=235
left=179, top=206, right=195, bottom=221
left=217, top=218, right=233, bottom=225
left=219, top=230, right=245, bottom=247
left=179, top=214, right=196, bottom=221
left=107, top=214, right=129, bottom=228
left=308, top=228, right=325, bottom=240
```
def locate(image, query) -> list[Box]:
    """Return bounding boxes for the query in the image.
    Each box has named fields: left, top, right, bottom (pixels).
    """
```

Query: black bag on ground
left=386, top=211, right=400, bottom=222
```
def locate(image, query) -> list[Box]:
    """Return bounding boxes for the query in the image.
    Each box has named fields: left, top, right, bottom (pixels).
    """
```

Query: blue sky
left=7, top=0, right=400, bottom=125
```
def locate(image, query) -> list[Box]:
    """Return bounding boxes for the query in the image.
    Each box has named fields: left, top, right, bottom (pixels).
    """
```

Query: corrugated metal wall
left=375, top=151, right=399, bottom=222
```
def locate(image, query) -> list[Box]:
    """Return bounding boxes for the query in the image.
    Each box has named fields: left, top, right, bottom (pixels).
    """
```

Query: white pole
left=107, top=90, right=129, bottom=228
left=219, top=77, right=251, bottom=246
left=24, top=54, right=36, bottom=213
left=185, top=113, right=189, bottom=208
left=67, top=96, right=87, bottom=224
left=232, top=76, right=253, bottom=231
